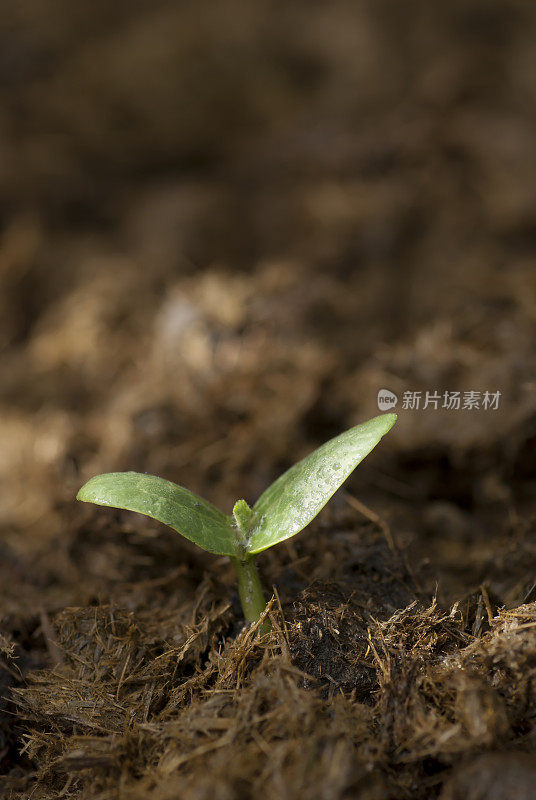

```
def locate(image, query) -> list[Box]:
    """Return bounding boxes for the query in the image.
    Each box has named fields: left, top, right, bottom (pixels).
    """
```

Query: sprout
left=77, top=413, right=396, bottom=632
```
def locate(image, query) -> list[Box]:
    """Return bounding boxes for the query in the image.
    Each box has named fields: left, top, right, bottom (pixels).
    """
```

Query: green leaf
left=77, top=472, right=239, bottom=556
left=249, top=413, right=396, bottom=554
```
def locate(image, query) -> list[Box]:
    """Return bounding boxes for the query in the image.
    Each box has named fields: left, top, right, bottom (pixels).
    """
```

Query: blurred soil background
left=0, top=1, right=535, bottom=798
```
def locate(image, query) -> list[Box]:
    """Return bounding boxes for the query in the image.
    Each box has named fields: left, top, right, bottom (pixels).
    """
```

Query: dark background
left=1, top=0, right=535, bottom=560
left=1, top=0, right=535, bottom=609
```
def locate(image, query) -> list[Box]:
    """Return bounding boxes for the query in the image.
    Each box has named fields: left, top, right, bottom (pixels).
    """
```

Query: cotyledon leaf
left=77, top=472, right=239, bottom=556
left=248, top=413, right=397, bottom=554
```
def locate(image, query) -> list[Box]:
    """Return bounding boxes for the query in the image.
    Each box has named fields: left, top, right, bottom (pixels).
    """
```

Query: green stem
left=231, top=555, right=270, bottom=633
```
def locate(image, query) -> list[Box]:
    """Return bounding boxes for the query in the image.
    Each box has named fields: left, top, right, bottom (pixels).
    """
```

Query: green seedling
left=77, top=413, right=396, bottom=631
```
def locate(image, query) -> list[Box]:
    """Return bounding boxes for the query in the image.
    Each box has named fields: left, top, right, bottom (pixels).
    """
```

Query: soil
left=1, top=2, right=536, bottom=798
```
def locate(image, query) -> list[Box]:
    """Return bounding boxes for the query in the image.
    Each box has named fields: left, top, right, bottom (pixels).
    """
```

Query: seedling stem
left=231, top=555, right=268, bottom=631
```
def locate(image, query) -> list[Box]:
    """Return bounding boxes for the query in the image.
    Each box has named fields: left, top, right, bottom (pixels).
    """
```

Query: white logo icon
left=377, top=389, right=398, bottom=411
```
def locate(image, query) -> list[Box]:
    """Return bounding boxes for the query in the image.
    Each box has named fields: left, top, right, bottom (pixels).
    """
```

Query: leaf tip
left=76, top=473, right=112, bottom=505
left=368, top=412, right=397, bottom=436
left=76, top=479, right=95, bottom=503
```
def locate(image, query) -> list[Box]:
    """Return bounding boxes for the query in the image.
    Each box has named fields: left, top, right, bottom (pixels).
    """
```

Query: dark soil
left=1, top=2, right=536, bottom=798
